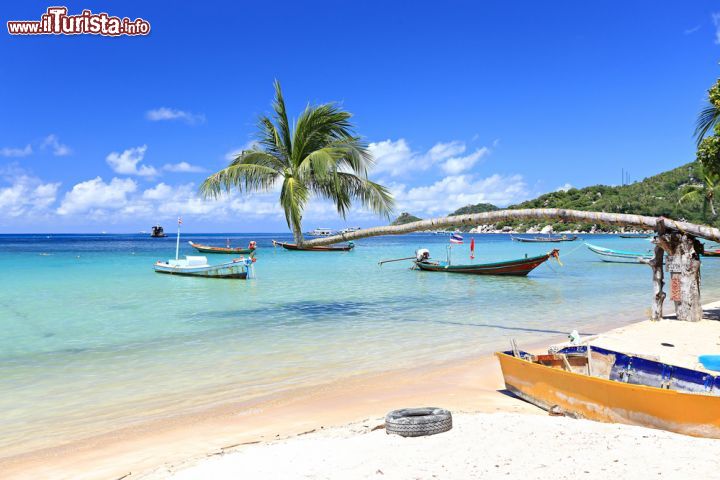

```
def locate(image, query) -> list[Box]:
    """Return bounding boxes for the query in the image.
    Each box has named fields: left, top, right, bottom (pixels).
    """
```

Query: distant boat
left=272, top=240, right=354, bottom=251
left=339, top=226, right=360, bottom=234
left=618, top=233, right=652, bottom=238
left=497, top=345, right=720, bottom=438
left=150, top=225, right=167, bottom=238
left=413, top=249, right=559, bottom=276
left=585, top=242, right=652, bottom=263
left=189, top=240, right=257, bottom=254
left=306, top=228, right=335, bottom=236
left=154, top=255, right=254, bottom=278
left=703, top=249, right=720, bottom=258
left=511, top=234, right=578, bottom=243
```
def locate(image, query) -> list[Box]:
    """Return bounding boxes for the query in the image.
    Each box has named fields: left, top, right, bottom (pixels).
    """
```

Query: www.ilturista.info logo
left=7, top=7, right=150, bottom=36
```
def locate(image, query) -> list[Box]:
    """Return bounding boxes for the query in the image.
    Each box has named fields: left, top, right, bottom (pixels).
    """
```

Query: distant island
left=391, top=212, right=423, bottom=225
left=392, top=161, right=708, bottom=233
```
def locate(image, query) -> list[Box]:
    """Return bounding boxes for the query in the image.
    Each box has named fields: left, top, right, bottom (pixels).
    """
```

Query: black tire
left=385, top=407, right=452, bottom=437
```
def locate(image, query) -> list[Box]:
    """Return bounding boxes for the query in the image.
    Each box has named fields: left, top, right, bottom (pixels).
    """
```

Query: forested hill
left=508, top=162, right=704, bottom=222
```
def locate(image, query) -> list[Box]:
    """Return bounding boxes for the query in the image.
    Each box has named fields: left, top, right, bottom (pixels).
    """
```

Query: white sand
left=147, top=412, right=720, bottom=480
left=144, top=303, right=720, bottom=480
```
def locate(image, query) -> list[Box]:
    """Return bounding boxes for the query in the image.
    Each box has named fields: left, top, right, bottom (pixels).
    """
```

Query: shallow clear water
left=1, top=233, right=718, bottom=455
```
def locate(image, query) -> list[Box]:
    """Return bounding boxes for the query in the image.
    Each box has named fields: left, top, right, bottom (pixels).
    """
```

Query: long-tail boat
left=511, top=235, right=577, bottom=243
left=496, top=345, right=720, bottom=438
left=272, top=240, right=354, bottom=252
left=413, top=249, right=559, bottom=276
left=585, top=242, right=653, bottom=263
left=618, top=233, right=652, bottom=238
left=188, top=240, right=256, bottom=254
left=154, top=255, right=255, bottom=279
left=703, top=250, right=720, bottom=257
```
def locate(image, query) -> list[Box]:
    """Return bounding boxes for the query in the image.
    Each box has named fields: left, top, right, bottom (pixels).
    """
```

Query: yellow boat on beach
left=496, top=345, right=720, bottom=438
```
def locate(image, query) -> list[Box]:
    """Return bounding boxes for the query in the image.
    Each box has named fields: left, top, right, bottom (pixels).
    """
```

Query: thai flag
left=450, top=233, right=463, bottom=244
left=178, top=217, right=183, bottom=225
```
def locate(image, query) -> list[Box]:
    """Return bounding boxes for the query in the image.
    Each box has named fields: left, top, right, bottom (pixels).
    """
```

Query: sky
left=1, top=1, right=719, bottom=233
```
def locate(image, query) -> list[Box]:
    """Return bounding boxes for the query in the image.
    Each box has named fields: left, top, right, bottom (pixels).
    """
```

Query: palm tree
left=200, top=81, right=394, bottom=244
left=694, top=79, right=720, bottom=147
left=679, top=172, right=719, bottom=219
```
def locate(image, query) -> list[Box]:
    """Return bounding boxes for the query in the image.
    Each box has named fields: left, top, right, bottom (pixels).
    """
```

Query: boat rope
left=555, top=241, right=587, bottom=260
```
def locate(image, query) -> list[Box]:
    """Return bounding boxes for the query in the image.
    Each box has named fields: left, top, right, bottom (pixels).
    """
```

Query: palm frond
left=256, top=115, right=289, bottom=162
left=311, top=172, right=394, bottom=219
left=200, top=153, right=280, bottom=198
left=272, top=80, right=293, bottom=159
left=694, top=104, right=720, bottom=147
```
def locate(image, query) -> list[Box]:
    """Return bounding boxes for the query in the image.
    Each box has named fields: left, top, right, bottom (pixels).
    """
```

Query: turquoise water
left=2, top=233, right=719, bottom=456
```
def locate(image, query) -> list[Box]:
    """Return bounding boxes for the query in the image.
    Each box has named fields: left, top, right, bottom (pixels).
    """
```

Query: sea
left=1, top=232, right=718, bottom=457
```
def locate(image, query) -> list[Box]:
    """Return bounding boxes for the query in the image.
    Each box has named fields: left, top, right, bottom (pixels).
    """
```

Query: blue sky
left=1, top=1, right=719, bottom=232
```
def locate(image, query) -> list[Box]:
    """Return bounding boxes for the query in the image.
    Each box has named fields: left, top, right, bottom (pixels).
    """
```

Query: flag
left=450, top=233, right=463, bottom=244
left=178, top=217, right=183, bottom=225
left=470, top=237, right=475, bottom=259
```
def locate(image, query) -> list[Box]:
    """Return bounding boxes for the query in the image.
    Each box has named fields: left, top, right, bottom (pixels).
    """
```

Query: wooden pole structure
left=641, top=218, right=666, bottom=321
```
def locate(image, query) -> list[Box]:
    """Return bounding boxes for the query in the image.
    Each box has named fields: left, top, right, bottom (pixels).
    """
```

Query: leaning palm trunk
left=304, top=209, right=720, bottom=246
left=305, top=208, right=719, bottom=322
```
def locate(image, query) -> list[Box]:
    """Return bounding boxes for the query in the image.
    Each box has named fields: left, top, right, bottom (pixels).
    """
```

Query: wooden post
left=643, top=219, right=666, bottom=321
left=657, top=231, right=702, bottom=322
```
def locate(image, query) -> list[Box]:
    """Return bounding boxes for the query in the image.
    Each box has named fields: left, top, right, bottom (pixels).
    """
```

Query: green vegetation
left=391, top=212, right=422, bottom=225
left=201, top=81, right=394, bottom=244
left=449, top=203, right=498, bottom=216
left=444, top=162, right=709, bottom=232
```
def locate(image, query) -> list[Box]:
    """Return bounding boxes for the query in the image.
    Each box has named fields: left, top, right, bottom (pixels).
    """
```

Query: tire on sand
left=385, top=407, right=452, bottom=437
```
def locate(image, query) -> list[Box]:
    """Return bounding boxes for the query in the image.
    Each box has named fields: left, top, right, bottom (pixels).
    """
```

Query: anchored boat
left=496, top=345, right=720, bottom=438
left=272, top=240, right=354, bottom=252
left=154, top=255, right=254, bottom=278
left=511, top=235, right=577, bottom=243
left=398, top=248, right=560, bottom=276
left=189, top=240, right=257, bottom=254
left=585, top=242, right=653, bottom=263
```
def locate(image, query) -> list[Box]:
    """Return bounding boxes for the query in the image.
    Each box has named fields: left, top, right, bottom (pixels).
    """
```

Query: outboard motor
left=416, top=248, right=430, bottom=261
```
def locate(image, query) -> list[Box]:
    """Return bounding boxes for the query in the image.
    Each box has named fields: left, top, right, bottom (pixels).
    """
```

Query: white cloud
left=146, top=107, right=206, bottom=125
left=684, top=25, right=701, bottom=35
left=390, top=174, right=528, bottom=216
left=162, top=161, right=206, bottom=173
left=224, top=141, right=261, bottom=161
left=41, top=134, right=71, bottom=156
left=713, top=13, right=720, bottom=44
left=57, top=177, right=137, bottom=215
left=369, top=138, right=490, bottom=177
left=367, top=139, right=415, bottom=176
left=556, top=183, right=574, bottom=192
left=0, top=144, right=32, bottom=157
left=106, top=145, right=158, bottom=177
left=0, top=171, right=59, bottom=218
left=441, top=147, right=489, bottom=175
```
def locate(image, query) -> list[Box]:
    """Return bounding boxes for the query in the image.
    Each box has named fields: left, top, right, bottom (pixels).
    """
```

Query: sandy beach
left=3, top=302, right=720, bottom=480
left=148, top=413, right=720, bottom=480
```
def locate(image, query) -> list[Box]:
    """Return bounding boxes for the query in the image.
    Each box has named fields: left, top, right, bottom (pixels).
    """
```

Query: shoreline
left=0, top=307, right=688, bottom=479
